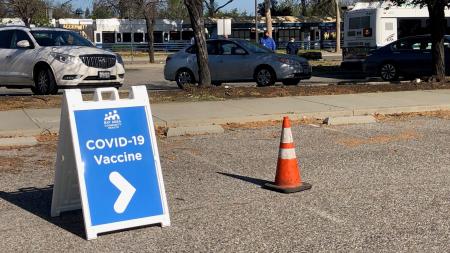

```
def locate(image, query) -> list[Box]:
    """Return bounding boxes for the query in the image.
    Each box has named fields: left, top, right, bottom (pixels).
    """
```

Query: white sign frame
left=217, top=18, right=232, bottom=36
left=51, top=86, right=170, bottom=240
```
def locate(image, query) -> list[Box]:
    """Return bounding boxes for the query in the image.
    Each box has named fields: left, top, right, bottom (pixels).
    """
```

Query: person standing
left=286, top=37, right=299, bottom=55
left=259, top=31, right=276, bottom=52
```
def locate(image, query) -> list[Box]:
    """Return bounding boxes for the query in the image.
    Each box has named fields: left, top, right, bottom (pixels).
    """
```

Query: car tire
left=255, top=67, right=276, bottom=87
left=212, top=81, right=222, bottom=86
left=282, top=78, right=300, bottom=86
left=33, top=67, right=58, bottom=95
left=379, top=62, right=398, bottom=81
left=175, top=69, right=196, bottom=89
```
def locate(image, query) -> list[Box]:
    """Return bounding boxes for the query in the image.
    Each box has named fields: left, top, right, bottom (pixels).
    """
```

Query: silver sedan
left=164, top=39, right=311, bottom=88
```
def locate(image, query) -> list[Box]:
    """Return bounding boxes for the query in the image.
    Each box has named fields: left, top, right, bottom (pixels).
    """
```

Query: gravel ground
left=0, top=115, right=449, bottom=252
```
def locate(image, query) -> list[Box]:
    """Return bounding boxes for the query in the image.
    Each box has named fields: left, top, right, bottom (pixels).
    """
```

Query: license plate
left=98, top=71, right=111, bottom=79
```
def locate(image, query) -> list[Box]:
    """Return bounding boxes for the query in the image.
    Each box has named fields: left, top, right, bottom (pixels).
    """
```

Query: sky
left=64, top=0, right=255, bottom=15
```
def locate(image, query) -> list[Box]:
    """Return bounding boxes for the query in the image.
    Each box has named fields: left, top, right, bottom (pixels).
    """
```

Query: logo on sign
left=104, top=110, right=122, bottom=129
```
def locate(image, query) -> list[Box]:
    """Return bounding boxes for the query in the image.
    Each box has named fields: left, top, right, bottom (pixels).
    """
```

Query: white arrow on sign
left=109, top=171, right=136, bottom=214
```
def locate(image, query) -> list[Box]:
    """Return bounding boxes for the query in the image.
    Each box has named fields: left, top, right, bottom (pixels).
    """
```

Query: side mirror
left=17, top=40, right=31, bottom=49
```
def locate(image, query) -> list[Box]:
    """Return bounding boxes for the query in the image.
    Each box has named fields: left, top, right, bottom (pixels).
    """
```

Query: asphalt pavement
left=0, top=64, right=375, bottom=96
left=0, top=116, right=449, bottom=251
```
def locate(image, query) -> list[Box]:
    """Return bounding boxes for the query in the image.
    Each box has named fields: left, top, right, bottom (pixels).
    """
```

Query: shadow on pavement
left=217, top=172, right=271, bottom=187
left=0, top=186, right=85, bottom=238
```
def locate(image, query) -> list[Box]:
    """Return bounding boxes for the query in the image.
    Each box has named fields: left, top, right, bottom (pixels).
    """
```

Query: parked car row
left=0, top=26, right=445, bottom=94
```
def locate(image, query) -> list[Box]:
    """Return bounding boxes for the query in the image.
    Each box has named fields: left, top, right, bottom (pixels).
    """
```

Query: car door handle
left=6, top=55, right=11, bottom=59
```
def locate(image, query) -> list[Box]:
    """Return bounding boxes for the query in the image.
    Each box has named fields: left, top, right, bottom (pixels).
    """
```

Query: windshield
left=238, top=40, right=272, bottom=54
left=30, top=30, right=93, bottom=47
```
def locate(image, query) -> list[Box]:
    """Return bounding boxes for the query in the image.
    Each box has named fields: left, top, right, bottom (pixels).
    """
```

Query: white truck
left=343, top=1, right=450, bottom=64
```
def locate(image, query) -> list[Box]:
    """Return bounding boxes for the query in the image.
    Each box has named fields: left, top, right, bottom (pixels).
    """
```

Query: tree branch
left=204, top=0, right=210, bottom=9
left=214, top=0, right=233, bottom=12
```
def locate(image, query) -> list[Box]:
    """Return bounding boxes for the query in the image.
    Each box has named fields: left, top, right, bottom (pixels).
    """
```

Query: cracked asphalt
left=0, top=114, right=449, bottom=252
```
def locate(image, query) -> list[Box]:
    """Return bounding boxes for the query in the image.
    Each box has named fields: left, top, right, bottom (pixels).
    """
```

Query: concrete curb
left=166, top=125, right=224, bottom=137
left=324, top=115, right=377, bottom=125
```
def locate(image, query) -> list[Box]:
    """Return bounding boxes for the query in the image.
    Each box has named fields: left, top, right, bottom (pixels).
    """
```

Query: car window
left=218, top=41, right=246, bottom=55
left=186, top=41, right=220, bottom=55
left=238, top=39, right=272, bottom=54
left=0, top=30, right=14, bottom=49
left=393, top=38, right=432, bottom=51
left=31, top=30, right=93, bottom=47
left=11, top=30, right=33, bottom=49
left=207, top=41, right=219, bottom=55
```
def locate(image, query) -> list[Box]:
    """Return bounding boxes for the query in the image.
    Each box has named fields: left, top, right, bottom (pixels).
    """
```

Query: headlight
left=116, top=54, right=124, bottom=65
left=51, top=53, right=76, bottom=64
left=277, top=57, right=295, bottom=65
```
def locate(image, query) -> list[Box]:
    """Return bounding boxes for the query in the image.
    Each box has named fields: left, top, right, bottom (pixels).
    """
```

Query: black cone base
left=263, top=182, right=312, bottom=194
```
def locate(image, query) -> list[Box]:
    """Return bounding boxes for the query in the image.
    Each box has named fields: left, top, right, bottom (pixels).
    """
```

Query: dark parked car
left=363, top=35, right=450, bottom=81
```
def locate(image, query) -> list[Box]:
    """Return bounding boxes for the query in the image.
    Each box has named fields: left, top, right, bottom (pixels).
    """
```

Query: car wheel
left=175, top=69, right=196, bottom=89
left=255, top=67, right=276, bottom=87
left=31, top=67, right=58, bottom=95
left=380, top=63, right=398, bottom=81
left=33, top=67, right=58, bottom=95
left=282, top=78, right=300, bottom=86
left=212, top=81, right=222, bottom=86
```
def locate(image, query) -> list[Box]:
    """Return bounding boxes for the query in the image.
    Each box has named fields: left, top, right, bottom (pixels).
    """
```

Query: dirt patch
left=1, top=82, right=450, bottom=111
left=0, top=96, right=61, bottom=111
left=0, top=156, right=24, bottom=174
left=337, top=130, right=420, bottom=148
left=148, top=82, right=450, bottom=104
left=222, top=117, right=323, bottom=130
left=36, top=133, right=59, bottom=142
left=375, top=110, right=450, bottom=122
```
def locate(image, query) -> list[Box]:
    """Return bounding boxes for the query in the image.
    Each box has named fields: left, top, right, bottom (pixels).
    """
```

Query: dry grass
left=337, top=130, right=420, bottom=148
left=222, top=117, right=323, bottom=130
left=375, top=110, right=450, bottom=122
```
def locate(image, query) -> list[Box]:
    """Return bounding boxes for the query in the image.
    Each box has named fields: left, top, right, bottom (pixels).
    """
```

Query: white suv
left=0, top=26, right=125, bottom=95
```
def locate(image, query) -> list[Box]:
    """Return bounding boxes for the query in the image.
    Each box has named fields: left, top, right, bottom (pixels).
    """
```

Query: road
left=0, top=64, right=373, bottom=96
left=1, top=115, right=450, bottom=251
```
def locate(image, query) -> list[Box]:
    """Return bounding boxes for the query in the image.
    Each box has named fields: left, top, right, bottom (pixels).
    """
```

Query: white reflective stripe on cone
left=279, top=148, right=297, bottom=159
left=281, top=128, right=294, bottom=143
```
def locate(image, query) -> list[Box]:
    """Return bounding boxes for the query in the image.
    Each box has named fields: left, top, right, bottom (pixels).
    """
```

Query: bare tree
left=140, top=0, right=159, bottom=63
left=7, top=0, right=46, bottom=27
left=102, top=0, right=160, bottom=63
left=204, top=0, right=233, bottom=17
left=185, top=0, right=211, bottom=86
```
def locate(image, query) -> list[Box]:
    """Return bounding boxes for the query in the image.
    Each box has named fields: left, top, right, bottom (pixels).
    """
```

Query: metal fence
left=98, top=42, right=190, bottom=52
left=98, top=40, right=340, bottom=53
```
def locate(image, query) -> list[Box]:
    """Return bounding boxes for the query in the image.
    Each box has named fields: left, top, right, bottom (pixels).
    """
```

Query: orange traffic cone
left=264, top=116, right=312, bottom=193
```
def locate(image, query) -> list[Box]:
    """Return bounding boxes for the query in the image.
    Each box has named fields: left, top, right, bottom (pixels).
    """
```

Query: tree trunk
left=301, top=0, right=307, bottom=17
left=184, top=0, right=211, bottom=87
left=144, top=12, right=155, bottom=63
left=21, top=17, right=30, bottom=27
left=264, top=0, right=272, bottom=37
left=335, top=0, right=341, bottom=53
left=428, top=2, right=446, bottom=81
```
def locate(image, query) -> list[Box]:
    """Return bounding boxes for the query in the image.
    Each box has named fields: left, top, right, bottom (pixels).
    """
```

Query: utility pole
left=255, top=0, right=258, bottom=43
